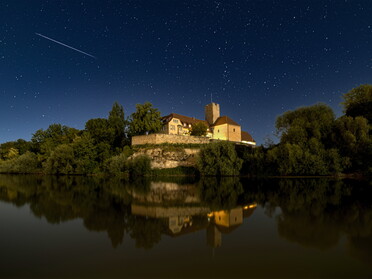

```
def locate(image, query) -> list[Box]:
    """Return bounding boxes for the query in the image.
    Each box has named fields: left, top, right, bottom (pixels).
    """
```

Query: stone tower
left=205, top=102, right=220, bottom=125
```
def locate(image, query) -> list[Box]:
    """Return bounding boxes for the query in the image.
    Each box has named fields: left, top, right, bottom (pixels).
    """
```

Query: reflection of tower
left=207, top=224, right=221, bottom=248
left=206, top=204, right=257, bottom=249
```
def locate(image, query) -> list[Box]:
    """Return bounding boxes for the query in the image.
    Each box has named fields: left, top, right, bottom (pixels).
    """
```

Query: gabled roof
left=162, top=113, right=209, bottom=126
left=213, top=116, right=240, bottom=126
left=241, top=131, right=255, bottom=142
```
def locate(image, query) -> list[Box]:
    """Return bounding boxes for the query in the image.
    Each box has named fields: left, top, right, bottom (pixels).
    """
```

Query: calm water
left=0, top=174, right=372, bottom=278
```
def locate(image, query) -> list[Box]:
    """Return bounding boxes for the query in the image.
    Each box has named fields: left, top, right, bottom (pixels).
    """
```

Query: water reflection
left=1, top=174, right=372, bottom=266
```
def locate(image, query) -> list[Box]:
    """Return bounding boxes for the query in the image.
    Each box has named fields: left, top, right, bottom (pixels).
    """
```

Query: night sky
left=1, top=1, right=372, bottom=144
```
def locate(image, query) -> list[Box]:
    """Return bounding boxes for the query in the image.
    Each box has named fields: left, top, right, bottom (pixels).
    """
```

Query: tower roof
left=212, top=116, right=240, bottom=126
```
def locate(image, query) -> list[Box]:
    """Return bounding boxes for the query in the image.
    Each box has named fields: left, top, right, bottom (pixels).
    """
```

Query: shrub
left=197, top=141, right=242, bottom=176
left=190, top=122, right=208, bottom=136
left=104, top=153, right=128, bottom=175
left=0, top=152, right=39, bottom=173
left=44, top=144, right=75, bottom=174
left=128, top=155, right=151, bottom=177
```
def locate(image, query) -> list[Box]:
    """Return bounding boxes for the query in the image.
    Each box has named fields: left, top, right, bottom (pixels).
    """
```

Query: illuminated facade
left=161, top=102, right=256, bottom=145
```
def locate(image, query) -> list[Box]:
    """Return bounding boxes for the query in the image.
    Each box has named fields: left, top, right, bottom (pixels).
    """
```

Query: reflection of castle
left=207, top=205, right=256, bottom=247
left=131, top=203, right=257, bottom=247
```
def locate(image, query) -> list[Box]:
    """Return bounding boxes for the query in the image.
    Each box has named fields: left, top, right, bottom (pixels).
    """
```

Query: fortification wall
left=132, top=147, right=200, bottom=169
left=132, top=133, right=210, bottom=145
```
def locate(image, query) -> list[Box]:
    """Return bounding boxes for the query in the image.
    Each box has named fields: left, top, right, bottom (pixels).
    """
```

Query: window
left=218, top=129, right=220, bottom=133
left=173, top=119, right=179, bottom=123
left=233, top=128, right=235, bottom=132
left=170, top=125, right=175, bottom=131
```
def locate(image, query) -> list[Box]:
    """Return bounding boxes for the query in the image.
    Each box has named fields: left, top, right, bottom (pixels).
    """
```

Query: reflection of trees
left=127, top=216, right=164, bottom=249
left=244, top=178, right=372, bottom=258
left=2, top=174, right=372, bottom=258
left=198, top=177, right=243, bottom=210
left=0, top=175, right=132, bottom=248
left=348, top=235, right=372, bottom=264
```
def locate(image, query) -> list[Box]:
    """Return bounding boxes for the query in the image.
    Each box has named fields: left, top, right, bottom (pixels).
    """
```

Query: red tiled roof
left=162, top=113, right=209, bottom=126
left=241, top=131, right=255, bottom=142
left=213, top=116, right=240, bottom=126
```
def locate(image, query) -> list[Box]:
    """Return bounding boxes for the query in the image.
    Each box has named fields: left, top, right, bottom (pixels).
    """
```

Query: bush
left=104, top=153, right=128, bottom=175
left=190, top=122, right=208, bottom=136
left=44, top=144, right=75, bottom=175
left=128, top=155, right=151, bottom=177
left=0, top=152, right=39, bottom=173
left=197, top=141, right=242, bottom=176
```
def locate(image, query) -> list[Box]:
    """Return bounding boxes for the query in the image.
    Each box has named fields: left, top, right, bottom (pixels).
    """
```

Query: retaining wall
left=131, top=133, right=210, bottom=145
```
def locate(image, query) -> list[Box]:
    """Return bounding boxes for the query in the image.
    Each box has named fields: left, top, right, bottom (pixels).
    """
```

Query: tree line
left=1, top=84, right=371, bottom=176
left=0, top=102, right=162, bottom=175
left=197, top=84, right=372, bottom=176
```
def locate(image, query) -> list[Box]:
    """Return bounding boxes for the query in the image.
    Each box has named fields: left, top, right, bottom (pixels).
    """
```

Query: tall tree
left=275, top=103, right=335, bottom=146
left=31, top=124, right=79, bottom=156
left=129, top=102, right=162, bottom=136
left=108, top=102, right=126, bottom=149
left=342, top=84, right=372, bottom=124
left=85, top=118, right=114, bottom=145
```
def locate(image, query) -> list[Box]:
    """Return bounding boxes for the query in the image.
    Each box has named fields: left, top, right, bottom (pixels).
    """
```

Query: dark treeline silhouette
left=237, top=84, right=372, bottom=176
left=1, top=85, right=371, bottom=176
left=0, top=102, right=159, bottom=176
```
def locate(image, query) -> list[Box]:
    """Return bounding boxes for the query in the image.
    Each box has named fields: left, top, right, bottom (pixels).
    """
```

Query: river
left=0, top=174, right=371, bottom=278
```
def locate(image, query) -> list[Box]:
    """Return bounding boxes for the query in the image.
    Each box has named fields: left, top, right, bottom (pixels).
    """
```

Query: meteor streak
left=35, top=33, right=96, bottom=59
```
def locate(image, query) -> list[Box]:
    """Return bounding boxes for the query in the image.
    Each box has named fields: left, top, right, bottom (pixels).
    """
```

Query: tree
left=0, top=139, right=32, bottom=160
left=44, top=144, right=75, bottom=174
left=331, top=115, right=372, bottom=171
left=342, top=84, right=372, bottom=124
left=190, top=122, right=208, bottom=136
left=275, top=103, right=335, bottom=146
left=108, top=102, right=127, bottom=149
left=197, top=141, right=242, bottom=176
left=71, top=133, right=98, bottom=174
left=85, top=118, right=114, bottom=145
left=31, top=124, right=80, bottom=157
left=129, top=102, right=162, bottom=136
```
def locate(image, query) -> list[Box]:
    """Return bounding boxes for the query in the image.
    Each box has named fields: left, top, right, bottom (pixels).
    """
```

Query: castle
left=161, top=102, right=255, bottom=145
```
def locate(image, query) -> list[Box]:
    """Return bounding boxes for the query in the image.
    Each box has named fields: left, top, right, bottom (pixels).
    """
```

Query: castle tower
left=205, top=102, right=220, bottom=125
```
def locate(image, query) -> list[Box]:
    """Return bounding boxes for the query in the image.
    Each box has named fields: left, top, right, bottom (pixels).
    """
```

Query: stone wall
left=132, top=147, right=200, bottom=169
left=132, top=133, right=210, bottom=145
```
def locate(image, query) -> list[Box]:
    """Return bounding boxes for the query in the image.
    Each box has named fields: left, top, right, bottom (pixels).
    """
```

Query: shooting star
left=35, top=33, right=96, bottom=59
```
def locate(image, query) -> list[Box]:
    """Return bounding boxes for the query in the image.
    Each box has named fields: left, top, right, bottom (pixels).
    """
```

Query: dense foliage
left=190, top=122, right=208, bottom=136
left=1, top=85, right=372, bottom=177
left=342, top=84, right=372, bottom=123
left=238, top=85, right=372, bottom=176
left=197, top=141, right=243, bottom=176
left=129, top=102, right=162, bottom=136
left=0, top=102, right=152, bottom=177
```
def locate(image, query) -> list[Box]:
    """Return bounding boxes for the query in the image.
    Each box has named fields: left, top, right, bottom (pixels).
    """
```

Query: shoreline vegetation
left=1, top=85, right=372, bottom=178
